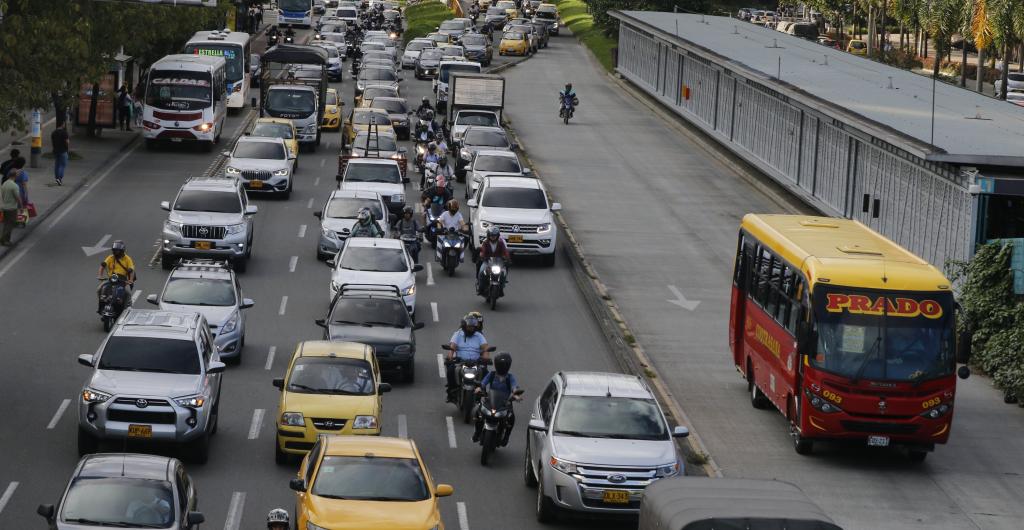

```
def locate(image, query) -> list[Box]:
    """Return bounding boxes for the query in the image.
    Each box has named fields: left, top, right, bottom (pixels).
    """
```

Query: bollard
left=29, top=109, right=41, bottom=168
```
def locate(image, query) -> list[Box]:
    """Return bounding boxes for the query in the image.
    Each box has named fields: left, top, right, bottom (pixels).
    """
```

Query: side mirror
left=412, top=264, right=424, bottom=272
left=673, top=426, right=690, bottom=438
left=273, top=377, right=285, bottom=390
left=511, top=142, right=519, bottom=150
left=466, top=199, right=477, bottom=208
left=550, top=202, right=562, bottom=212
left=315, top=318, right=328, bottom=328
left=378, top=382, right=392, bottom=394
left=289, top=478, right=307, bottom=492
left=37, top=504, right=55, bottom=520
left=314, top=211, right=323, bottom=219
left=77, top=354, right=95, bottom=367
left=146, top=294, right=159, bottom=305
left=245, top=204, right=259, bottom=215
left=958, top=365, right=971, bottom=379
left=413, top=321, right=426, bottom=330
left=207, top=361, right=227, bottom=374
left=186, top=512, right=206, bottom=526
left=326, top=258, right=337, bottom=268
left=160, top=201, right=171, bottom=211
left=241, top=298, right=255, bottom=309
left=435, top=484, right=454, bottom=497
left=402, top=176, right=410, bottom=184
left=460, top=152, right=471, bottom=161
left=221, top=150, right=232, bottom=158
left=522, top=167, right=532, bottom=175
left=528, top=418, right=546, bottom=431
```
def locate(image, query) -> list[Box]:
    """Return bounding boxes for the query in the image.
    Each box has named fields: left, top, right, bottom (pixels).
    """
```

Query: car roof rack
left=174, top=258, right=233, bottom=272
left=339, top=283, right=402, bottom=297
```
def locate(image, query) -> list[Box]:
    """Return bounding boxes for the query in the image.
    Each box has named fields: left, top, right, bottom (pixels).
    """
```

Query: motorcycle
left=400, top=232, right=422, bottom=264
left=559, top=94, right=579, bottom=125
left=435, top=226, right=466, bottom=276
left=477, top=387, right=525, bottom=465
left=283, top=30, right=296, bottom=44
left=97, top=274, right=132, bottom=332
left=351, top=55, right=361, bottom=75
left=442, top=344, right=496, bottom=423
left=479, top=256, right=508, bottom=310
left=424, top=202, right=444, bottom=247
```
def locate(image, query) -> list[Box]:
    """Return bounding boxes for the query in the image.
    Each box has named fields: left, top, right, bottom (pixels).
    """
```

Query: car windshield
left=323, top=34, right=345, bottom=44
left=162, top=277, right=236, bottom=306
left=482, top=187, right=546, bottom=208
left=439, top=46, right=464, bottom=57
left=337, top=8, right=357, bottom=16
left=456, top=112, right=499, bottom=127
left=345, top=164, right=401, bottom=183
left=811, top=288, right=956, bottom=382
left=361, top=43, right=386, bottom=52
left=407, top=41, right=432, bottom=51
left=251, top=122, right=294, bottom=140
left=312, top=456, right=429, bottom=501
left=266, top=90, right=316, bottom=115
left=326, top=197, right=384, bottom=219
left=461, top=35, right=487, bottom=46
left=320, top=46, right=339, bottom=58
left=360, top=68, right=397, bottom=81
left=535, top=11, right=555, bottom=19
left=440, top=63, right=479, bottom=83
left=233, top=142, right=285, bottom=160
left=353, top=134, right=399, bottom=152
left=173, top=190, right=241, bottom=213
left=475, top=155, right=520, bottom=173
left=370, top=99, right=406, bottom=113
left=326, top=91, right=338, bottom=106
left=440, top=20, right=463, bottom=30
left=353, top=111, right=391, bottom=125
left=364, top=51, right=392, bottom=61
left=553, top=396, right=667, bottom=440
left=420, top=49, right=444, bottom=61
left=98, top=336, right=201, bottom=375
left=61, top=478, right=175, bottom=528
left=339, top=246, right=408, bottom=272
left=497, top=1, right=515, bottom=7
left=330, top=297, right=410, bottom=327
left=362, top=87, right=398, bottom=101
left=487, top=7, right=505, bottom=14
left=465, top=129, right=508, bottom=147
left=287, top=357, right=375, bottom=395
left=1008, top=73, right=1024, bottom=82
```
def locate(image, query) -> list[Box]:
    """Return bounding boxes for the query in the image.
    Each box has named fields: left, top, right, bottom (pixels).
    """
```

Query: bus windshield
left=280, top=0, right=312, bottom=11
left=185, top=43, right=245, bottom=83
left=811, top=287, right=955, bottom=383
left=146, top=70, right=212, bottom=111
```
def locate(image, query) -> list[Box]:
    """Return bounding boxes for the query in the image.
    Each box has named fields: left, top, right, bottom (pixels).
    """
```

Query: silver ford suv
left=524, top=372, right=690, bottom=521
left=160, top=177, right=258, bottom=272
left=77, top=309, right=226, bottom=464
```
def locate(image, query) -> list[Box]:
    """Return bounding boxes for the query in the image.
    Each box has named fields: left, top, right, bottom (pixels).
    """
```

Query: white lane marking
left=47, top=399, right=71, bottom=430
left=0, top=142, right=140, bottom=279
left=289, top=256, right=298, bottom=272
left=446, top=416, right=457, bottom=448
left=398, top=414, right=408, bottom=439
left=319, top=159, right=326, bottom=168
left=81, top=234, right=112, bottom=256
left=0, top=482, right=18, bottom=515
left=248, top=409, right=265, bottom=440
left=298, top=224, right=307, bottom=238
left=437, top=354, right=446, bottom=378
left=457, top=502, right=470, bottom=530
left=131, top=290, right=142, bottom=303
left=265, top=346, right=277, bottom=371
left=223, top=491, right=246, bottom=530
left=431, top=302, right=439, bottom=322
left=278, top=296, right=288, bottom=315
left=314, top=176, right=320, bottom=186
left=306, top=197, right=314, bottom=209
left=666, top=284, right=700, bottom=311
left=426, top=262, right=435, bottom=285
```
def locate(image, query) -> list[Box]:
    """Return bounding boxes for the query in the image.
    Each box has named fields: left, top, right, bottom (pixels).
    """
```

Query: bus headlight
left=920, top=403, right=951, bottom=419
left=192, top=122, right=214, bottom=132
left=805, top=388, right=842, bottom=414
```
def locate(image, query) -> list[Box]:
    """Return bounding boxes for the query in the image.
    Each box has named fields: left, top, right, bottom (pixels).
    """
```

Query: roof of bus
left=741, top=214, right=951, bottom=292
left=188, top=30, right=251, bottom=45
left=151, top=54, right=225, bottom=70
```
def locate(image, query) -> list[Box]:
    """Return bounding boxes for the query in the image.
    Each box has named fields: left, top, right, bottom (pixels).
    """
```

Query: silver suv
left=160, top=177, right=258, bottom=272
left=524, top=372, right=689, bottom=521
left=147, top=260, right=254, bottom=363
left=77, top=309, right=226, bottom=464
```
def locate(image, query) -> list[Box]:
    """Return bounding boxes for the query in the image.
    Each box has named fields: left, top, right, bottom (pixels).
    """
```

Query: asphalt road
left=0, top=15, right=632, bottom=530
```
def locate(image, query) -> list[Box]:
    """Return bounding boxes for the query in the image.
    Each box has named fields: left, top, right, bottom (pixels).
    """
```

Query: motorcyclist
left=349, top=207, right=384, bottom=238
left=97, top=240, right=135, bottom=314
left=438, top=198, right=467, bottom=233
left=267, top=508, right=290, bottom=530
left=416, top=96, right=434, bottom=117
left=393, top=205, right=423, bottom=263
left=445, top=313, right=490, bottom=402
left=558, top=82, right=579, bottom=117
left=284, top=27, right=296, bottom=43
left=421, top=173, right=453, bottom=214
left=472, top=352, right=521, bottom=443
left=434, top=156, right=455, bottom=185
left=477, top=226, right=510, bottom=294
left=423, top=142, right=442, bottom=166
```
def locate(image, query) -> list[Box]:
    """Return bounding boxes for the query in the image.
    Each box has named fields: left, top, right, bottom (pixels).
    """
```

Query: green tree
left=920, top=0, right=961, bottom=77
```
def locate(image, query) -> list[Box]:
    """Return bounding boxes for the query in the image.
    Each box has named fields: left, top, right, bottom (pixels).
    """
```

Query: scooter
left=97, top=274, right=132, bottom=332
left=435, top=226, right=466, bottom=276
left=479, top=256, right=508, bottom=310
left=477, top=387, right=525, bottom=465
left=559, top=94, right=579, bottom=125
left=425, top=202, right=444, bottom=247
left=442, top=345, right=496, bottom=423
left=400, top=232, right=422, bottom=264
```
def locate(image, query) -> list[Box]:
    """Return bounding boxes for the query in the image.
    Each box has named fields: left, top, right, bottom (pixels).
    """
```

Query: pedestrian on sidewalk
left=9, top=157, right=28, bottom=206
left=51, top=122, right=70, bottom=186
left=256, top=5, right=264, bottom=31
left=117, top=85, right=133, bottom=131
left=0, top=149, right=19, bottom=178
left=0, top=169, right=23, bottom=246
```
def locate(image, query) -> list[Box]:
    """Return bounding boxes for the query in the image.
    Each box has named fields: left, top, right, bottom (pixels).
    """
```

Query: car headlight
left=225, top=223, right=245, bottom=235
left=225, top=166, right=241, bottom=175
left=164, top=220, right=182, bottom=235
left=353, top=415, right=379, bottom=429
left=220, top=311, right=240, bottom=334
left=174, top=395, right=206, bottom=408
left=281, top=412, right=305, bottom=427
left=307, top=522, right=329, bottom=530
left=392, top=193, right=405, bottom=203
left=82, top=388, right=112, bottom=403
left=537, top=223, right=551, bottom=233
left=273, top=168, right=290, bottom=176
left=549, top=456, right=577, bottom=474
left=490, top=264, right=502, bottom=275
left=655, top=462, right=680, bottom=477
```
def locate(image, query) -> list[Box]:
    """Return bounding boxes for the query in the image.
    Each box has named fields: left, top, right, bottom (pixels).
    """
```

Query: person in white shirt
left=437, top=199, right=467, bottom=232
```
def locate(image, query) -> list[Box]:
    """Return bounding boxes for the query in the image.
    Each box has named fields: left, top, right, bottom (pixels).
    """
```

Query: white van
left=142, top=54, right=227, bottom=151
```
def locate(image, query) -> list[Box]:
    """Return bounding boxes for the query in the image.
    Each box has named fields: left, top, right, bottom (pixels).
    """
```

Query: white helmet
left=267, top=508, right=289, bottom=527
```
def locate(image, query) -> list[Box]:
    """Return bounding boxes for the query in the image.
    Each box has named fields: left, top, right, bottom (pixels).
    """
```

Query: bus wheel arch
left=748, top=359, right=769, bottom=410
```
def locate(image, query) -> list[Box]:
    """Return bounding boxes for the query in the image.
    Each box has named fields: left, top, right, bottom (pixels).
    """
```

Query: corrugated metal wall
left=616, top=25, right=973, bottom=267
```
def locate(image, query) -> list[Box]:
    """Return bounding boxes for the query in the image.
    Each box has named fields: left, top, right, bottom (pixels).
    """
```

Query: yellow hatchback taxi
left=847, top=39, right=868, bottom=56
left=273, top=341, right=391, bottom=464
left=249, top=117, right=300, bottom=166
left=499, top=31, right=530, bottom=56
left=342, top=107, right=395, bottom=147
left=291, top=435, right=454, bottom=530
left=322, top=88, right=343, bottom=131
left=496, top=0, right=518, bottom=18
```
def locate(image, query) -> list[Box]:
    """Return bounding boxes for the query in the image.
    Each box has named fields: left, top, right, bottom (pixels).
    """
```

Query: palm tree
left=974, top=0, right=1024, bottom=99
left=921, top=0, right=962, bottom=77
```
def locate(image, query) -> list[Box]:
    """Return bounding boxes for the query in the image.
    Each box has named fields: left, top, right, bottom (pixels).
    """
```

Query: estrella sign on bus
left=824, top=294, right=943, bottom=319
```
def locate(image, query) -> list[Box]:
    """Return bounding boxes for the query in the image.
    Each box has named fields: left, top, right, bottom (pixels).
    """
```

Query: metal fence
left=615, top=24, right=973, bottom=268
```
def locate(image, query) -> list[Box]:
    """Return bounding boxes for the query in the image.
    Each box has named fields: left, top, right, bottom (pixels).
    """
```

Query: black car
left=316, top=285, right=424, bottom=382
left=485, top=7, right=508, bottom=27
left=460, top=33, right=494, bottom=66
left=457, top=125, right=515, bottom=178
left=415, top=48, right=444, bottom=80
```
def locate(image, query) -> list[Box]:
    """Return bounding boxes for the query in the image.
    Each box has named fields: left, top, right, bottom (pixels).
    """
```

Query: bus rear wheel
left=748, top=362, right=770, bottom=410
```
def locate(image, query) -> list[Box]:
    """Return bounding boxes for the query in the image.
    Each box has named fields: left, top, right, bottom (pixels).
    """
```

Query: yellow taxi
left=321, top=88, right=343, bottom=131
left=273, top=341, right=390, bottom=464
left=846, top=39, right=868, bottom=56
left=291, top=435, right=454, bottom=530
left=425, top=32, right=451, bottom=46
left=499, top=30, right=530, bottom=56
left=496, top=0, right=518, bottom=18
left=248, top=117, right=299, bottom=165
left=342, top=107, right=395, bottom=148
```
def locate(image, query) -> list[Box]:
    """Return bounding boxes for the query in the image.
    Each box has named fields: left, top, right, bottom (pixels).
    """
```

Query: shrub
left=403, top=1, right=454, bottom=45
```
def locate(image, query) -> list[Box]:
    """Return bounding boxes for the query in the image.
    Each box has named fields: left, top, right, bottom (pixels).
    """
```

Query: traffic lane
left=503, top=31, right=1024, bottom=530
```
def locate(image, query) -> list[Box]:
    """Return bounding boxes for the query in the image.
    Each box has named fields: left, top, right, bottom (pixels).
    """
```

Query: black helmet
left=428, top=141, right=437, bottom=151
left=565, top=82, right=573, bottom=91
left=402, top=205, right=414, bottom=216
left=438, top=157, right=448, bottom=167
left=422, top=96, right=430, bottom=104
left=493, top=352, right=511, bottom=376
left=487, top=226, right=500, bottom=240
left=111, top=240, right=126, bottom=256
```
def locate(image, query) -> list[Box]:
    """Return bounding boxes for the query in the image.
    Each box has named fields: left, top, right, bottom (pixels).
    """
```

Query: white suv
left=468, top=176, right=560, bottom=266
left=224, top=136, right=295, bottom=198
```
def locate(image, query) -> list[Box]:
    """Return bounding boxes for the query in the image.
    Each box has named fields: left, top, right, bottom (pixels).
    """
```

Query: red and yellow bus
left=729, top=214, right=968, bottom=461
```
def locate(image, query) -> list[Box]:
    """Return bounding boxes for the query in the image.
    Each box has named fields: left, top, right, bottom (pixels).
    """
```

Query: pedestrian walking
left=9, top=157, right=28, bottom=206
left=0, top=169, right=23, bottom=246
left=0, top=149, right=19, bottom=178
left=117, top=84, right=133, bottom=131
left=256, top=5, right=264, bottom=31
left=51, top=122, right=70, bottom=186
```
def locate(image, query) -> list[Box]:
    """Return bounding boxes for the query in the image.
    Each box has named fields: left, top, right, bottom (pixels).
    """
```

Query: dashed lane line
left=131, top=290, right=142, bottom=304
left=314, top=176, right=320, bottom=186
left=298, top=224, right=307, bottom=238
left=431, top=302, right=439, bottom=322
left=457, top=502, right=470, bottom=530
left=278, top=296, right=288, bottom=315
left=436, top=354, right=445, bottom=379
left=398, top=414, right=408, bottom=439
left=289, top=256, right=298, bottom=272
left=0, top=482, right=18, bottom=515
left=223, top=491, right=246, bottom=530
left=265, top=346, right=276, bottom=371
left=306, top=198, right=314, bottom=209
left=248, top=409, right=264, bottom=440
left=47, top=398, right=71, bottom=430
left=446, top=416, right=457, bottom=448
left=319, top=159, right=326, bottom=168
left=147, top=238, right=162, bottom=267
left=426, top=262, right=435, bottom=286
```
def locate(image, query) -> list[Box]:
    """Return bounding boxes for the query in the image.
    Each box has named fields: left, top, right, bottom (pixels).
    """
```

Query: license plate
left=192, top=241, right=213, bottom=250
left=867, top=435, right=890, bottom=447
left=170, top=138, right=183, bottom=143
left=128, top=424, right=152, bottom=438
left=602, top=490, right=630, bottom=504
left=249, top=180, right=264, bottom=189
left=508, top=234, right=524, bottom=243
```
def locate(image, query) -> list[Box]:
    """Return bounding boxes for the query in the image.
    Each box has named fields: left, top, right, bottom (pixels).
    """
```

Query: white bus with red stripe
left=141, top=54, right=227, bottom=150
left=184, top=30, right=251, bottom=110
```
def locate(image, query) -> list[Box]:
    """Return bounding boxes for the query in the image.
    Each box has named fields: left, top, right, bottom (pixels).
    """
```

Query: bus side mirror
left=956, top=330, right=972, bottom=365
left=796, top=321, right=816, bottom=357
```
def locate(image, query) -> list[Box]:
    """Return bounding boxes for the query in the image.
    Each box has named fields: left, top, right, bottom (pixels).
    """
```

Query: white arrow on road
left=667, top=285, right=700, bottom=311
left=82, top=234, right=112, bottom=257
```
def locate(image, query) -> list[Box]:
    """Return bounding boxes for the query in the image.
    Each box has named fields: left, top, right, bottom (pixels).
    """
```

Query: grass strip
left=403, top=1, right=455, bottom=44
left=552, top=0, right=616, bottom=72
